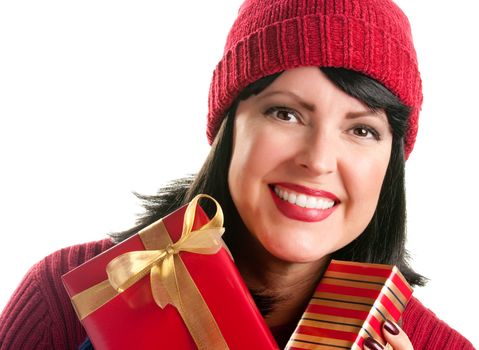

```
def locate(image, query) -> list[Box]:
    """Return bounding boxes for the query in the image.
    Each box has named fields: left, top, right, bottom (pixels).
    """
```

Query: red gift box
left=62, top=195, right=278, bottom=350
left=285, top=260, right=413, bottom=350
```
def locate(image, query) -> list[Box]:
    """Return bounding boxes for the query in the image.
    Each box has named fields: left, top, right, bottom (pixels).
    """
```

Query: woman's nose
left=295, top=129, right=338, bottom=176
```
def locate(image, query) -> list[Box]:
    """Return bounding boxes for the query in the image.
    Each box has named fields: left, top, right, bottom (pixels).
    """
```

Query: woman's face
left=228, top=67, right=393, bottom=263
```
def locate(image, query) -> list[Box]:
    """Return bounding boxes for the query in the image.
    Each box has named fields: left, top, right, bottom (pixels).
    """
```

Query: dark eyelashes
left=353, top=124, right=381, bottom=140
left=263, top=106, right=300, bottom=121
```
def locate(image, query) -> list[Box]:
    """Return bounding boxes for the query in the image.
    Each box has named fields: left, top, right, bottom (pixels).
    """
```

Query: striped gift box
left=286, top=260, right=413, bottom=350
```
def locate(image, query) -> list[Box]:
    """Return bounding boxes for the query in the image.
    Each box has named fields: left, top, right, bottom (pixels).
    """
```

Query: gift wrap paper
left=62, top=195, right=278, bottom=350
left=286, top=260, right=413, bottom=350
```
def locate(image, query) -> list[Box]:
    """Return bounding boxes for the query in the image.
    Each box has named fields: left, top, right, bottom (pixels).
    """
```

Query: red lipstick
left=269, top=183, right=339, bottom=222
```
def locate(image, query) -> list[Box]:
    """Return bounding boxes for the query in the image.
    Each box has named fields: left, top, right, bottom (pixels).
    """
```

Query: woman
left=0, top=0, right=475, bottom=349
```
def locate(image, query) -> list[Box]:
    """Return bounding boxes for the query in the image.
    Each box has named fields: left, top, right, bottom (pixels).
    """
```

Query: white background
left=0, top=0, right=477, bottom=347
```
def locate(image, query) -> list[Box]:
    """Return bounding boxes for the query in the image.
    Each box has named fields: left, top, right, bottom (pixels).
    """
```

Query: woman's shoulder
left=403, top=296, right=475, bottom=349
left=0, top=238, right=114, bottom=350
left=28, top=237, right=115, bottom=291
left=39, top=238, right=115, bottom=274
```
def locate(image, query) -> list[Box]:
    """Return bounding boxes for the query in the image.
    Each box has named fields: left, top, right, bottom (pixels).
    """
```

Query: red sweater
left=0, top=239, right=475, bottom=349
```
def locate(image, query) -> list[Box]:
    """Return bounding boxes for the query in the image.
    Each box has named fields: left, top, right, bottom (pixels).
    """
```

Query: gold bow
left=106, top=194, right=225, bottom=310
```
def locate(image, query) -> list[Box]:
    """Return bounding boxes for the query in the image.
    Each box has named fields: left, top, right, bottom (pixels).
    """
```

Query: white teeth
left=273, top=186, right=335, bottom=210
left=287, top=193, right=297, bottom=204
left=306, top=196, right=317, bottom=209
left=317, top=199, right=325, bottom=209
left=317, top=199, right=331, bottom=210
left=296, top=194, right=307, bottom=207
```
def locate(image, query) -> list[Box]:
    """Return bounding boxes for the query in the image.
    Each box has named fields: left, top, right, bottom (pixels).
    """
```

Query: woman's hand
left=363, top=320, right=413, bottom=350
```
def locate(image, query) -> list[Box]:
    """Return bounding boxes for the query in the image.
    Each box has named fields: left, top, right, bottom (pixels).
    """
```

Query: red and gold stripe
left=285, top=260, right=413, bottom=349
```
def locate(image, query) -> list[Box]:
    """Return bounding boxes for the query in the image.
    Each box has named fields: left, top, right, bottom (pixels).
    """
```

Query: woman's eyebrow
left=258, top=90, right=316, bottom=112
left=346, top=110, right=387, bottom=121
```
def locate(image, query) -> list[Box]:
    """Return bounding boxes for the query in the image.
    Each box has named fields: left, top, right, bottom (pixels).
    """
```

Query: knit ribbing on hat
left=207, top=0, right=422, bottom=158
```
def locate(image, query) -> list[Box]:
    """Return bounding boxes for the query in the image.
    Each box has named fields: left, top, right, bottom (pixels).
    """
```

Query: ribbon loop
left=107, top=250, right=167, bottom=292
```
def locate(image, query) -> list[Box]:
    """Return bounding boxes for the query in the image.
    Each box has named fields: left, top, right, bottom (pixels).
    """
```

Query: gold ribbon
left=71, top=194, right=229, bottom=349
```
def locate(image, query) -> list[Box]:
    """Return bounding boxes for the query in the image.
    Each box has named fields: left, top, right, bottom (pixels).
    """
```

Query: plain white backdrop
left=1, top=0, right=477, bottom=346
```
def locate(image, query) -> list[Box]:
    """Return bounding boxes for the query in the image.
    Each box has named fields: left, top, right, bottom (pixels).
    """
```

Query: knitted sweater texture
left=0, top=239, right=475, bottom=349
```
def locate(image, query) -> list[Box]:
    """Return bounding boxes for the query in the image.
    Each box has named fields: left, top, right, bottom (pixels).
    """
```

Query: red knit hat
left=207, top=0, right=422, bottom=158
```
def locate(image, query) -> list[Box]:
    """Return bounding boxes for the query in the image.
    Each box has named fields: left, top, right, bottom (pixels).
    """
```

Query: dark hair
left=110, top=68, right=426, bottom=290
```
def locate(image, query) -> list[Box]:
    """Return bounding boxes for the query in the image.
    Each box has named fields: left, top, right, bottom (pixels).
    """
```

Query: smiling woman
left=0, top=0, right=477, bottom=349
left=229, top=67, right=395, bottom=264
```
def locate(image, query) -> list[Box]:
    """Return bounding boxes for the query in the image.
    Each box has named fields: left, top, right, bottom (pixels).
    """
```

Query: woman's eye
left=352, top=125, right=381, bottom=140
left=264, top=107, right=300, bottom=123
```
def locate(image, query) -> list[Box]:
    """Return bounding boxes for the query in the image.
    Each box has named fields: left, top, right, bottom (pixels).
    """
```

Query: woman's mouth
left=273, top=186, right=335, bottom=209
left=269, top=184, right=339, bottom=222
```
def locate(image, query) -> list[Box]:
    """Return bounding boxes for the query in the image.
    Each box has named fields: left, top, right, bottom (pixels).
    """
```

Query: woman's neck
left=245, top=253, right=328, bottom=328
left=230, top=229, right=330, bottom=328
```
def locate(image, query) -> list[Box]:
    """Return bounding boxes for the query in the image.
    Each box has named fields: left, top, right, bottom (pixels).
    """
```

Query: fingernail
left=384, top=319, right=400, bottom=335
left=363, top=337, right=384, bottom=350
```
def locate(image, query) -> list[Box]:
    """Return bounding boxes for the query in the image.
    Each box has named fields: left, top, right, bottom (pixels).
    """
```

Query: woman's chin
left=265, top=242, right=330, bottom=264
